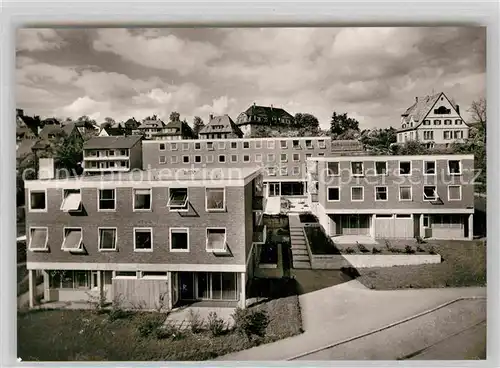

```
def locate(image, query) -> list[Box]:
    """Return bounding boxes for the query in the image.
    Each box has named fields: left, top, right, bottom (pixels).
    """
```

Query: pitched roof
left=139, top=119, right=165, bottom=129
left=199, top=115, right=243, bottom=136
left=401, top=93, right=442, bottom=124
left=62, top=122, right=81, bottom=137
left=244, top=104, right=294, bottom=119
left=83, top=135, right=142, bottom=149
left=38, top=125, right=65, bottom=140
left=16, top=140, right=36, bottom=159
left=101, top=127, right=126, bottom=136
left=153, top=120, right=195, bottom=137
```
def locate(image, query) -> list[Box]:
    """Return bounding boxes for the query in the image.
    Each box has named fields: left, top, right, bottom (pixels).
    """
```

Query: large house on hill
left=199, top=114, right=243, bottom=139
left=236, top=103, right=295, bottom=137
left=151, top=119, right=196, bottom=141
left=396, top=92, right=470, bottom=148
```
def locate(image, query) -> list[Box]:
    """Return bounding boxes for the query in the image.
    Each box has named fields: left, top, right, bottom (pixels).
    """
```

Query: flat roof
left=25, top=167, right=262, bottom=189
left=307, top=154, right=475, bottom=162
left=83, top=135, right=142, bottom=149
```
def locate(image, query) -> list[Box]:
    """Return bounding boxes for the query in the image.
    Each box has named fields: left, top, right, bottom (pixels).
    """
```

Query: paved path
left=215, top=280, right=486, bottom=361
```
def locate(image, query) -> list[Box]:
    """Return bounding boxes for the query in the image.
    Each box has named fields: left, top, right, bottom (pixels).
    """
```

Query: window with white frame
left=182, top=142, right=189, bottom=151
left=61, top=189, right=82, bottom=212
left=29, top=190, right=46, bottom=211
left=255, top=140, right=262, bottom=149
left=243, top=155, right=250, bottom=163
left=292, top=153, right=300, bottom=162
left=50, top=270, right=92, bottom=289
left=243, top=141, right=250, bottom=149
left=327, top=187, right=340, bottom=201
left=206, top=188, right=225, bottom=211
left=207, top=142, right=214, bottom=150
left=375, top=161, right=387, bottom=175
left=115, top=271, right=137, bottom=279
left=423, top=186, right=438, bottom=201
left=170, top=228, right=189, bottom=251
left=159, top=143, right=166, bottom=151
left=375, top=186, right=388, bottom=201
left=399, top=186, right=412, bottom=201
left=448, top=185, right=462, bottom=201
left=171, top=142, right=178, bottom=151
left=267, top=166, right=276, bottom=176
left=183, top=155, right=190, bottom=164
left=231, top=154, right=238, bottom=163
left=305, top=140, right=313, bottom=149
left=318, top=139, right=326, bottom=148
left=194, top=142, right=201, bottom=150
left=448, top=160, right=462, bottom=175
left=255, top=153, right=262, bottom=162
left=218, top=141, right=225, bottom=149
left=168, top=188, right=188, bottom=211
left=280, top=153, right=287, bottom=162
left=134, top=188, right=151, bottom=211
left=351, top=187, right=364, bottom=201
left=231, top=141, right=237, bottom=149
left=267, top=140, right=275, bottom=149
left=171, top=155, right=178, bottom=164
left=159, top=155, right=166, bottom=164
left=29, top=227, right=48, bottom=251
left=61, top=228, right=84, bottom=252
left=280, top=140, right=287, bottom=149
left=327, top=162, right=339, bottom=176
left=206, top=155, right=214, bottom=163
left=423, top=131, right=434, bottom=140
left=267, top=153, right=275, bottom=162
left=292, top=166, right=300, bottom=175
left=218, top=154, right=226, bottom=163
left=351, top=162, right=364, bottom=176
left=206, top=228, right=226, bottom=252
left=444, top=131, right=452, bottom=140
left=194, top=155, right=202, bottom=163
left=399, top=161, right=412, bottom=175
left=424, top=160, right=436, bottom=175
left=98, top=228, right=117, bottom=251
left=134, top=228, right=153, bottom=251
left=98, top=189, right=115, bottom=210
left=280, top=166, right=288, bottom=176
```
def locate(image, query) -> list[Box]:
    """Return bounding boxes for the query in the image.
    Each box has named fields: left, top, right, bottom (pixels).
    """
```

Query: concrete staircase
left=289, top=214, right=312, bottom=269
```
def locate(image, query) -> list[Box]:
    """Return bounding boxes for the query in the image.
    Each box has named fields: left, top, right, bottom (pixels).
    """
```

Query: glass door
left=197, top=272, right=210, bottom=299
left=269, top=182, right=280, bottom=197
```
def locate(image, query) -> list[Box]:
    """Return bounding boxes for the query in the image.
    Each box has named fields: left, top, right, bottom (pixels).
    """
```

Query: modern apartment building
left=25, top=166, right=265, bottom=309
left=142, top=136, right=358, bottom=198
left=396, top=92, right=470, bottom=148
left=307, top=154, right=475, bottom=240
left=83, top=136, right=143, bottom=174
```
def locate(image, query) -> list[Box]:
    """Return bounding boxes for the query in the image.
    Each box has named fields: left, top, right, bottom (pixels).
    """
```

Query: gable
left=424, top=93, right=461, bottom=120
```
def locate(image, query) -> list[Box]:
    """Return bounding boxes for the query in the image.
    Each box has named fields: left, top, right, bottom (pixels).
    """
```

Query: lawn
left=356, top=240, right=486, bottom=289
left=18, top=296, right=303, bottom=361
left=304, top=226, right=341, bottom=255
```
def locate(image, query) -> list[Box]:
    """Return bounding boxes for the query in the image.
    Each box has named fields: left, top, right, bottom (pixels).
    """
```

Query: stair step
left=291, top=240, right=306, bottom=245
left=293, top=261, right=312, bottom=269
left=293, top=255, right=310, bottom=261
left=292, top=249, right=309, bottom=256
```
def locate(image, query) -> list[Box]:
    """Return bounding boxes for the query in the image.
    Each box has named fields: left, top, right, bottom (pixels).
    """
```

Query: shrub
left=108, top=308, right=131, bottom=322
left=188, top=310, right=204, bottom=333
left=372, top=247, right=381, bottom=254
left=232, top=307, right=269, bottom=341
left=156, top=322, right=185, bottom=340
left=345, top=247, right=355, bottom=254
left=384, top=239, right=391, bottom=249
left=137, top=316, right=163, bottom=338
left=428, top=245, right=437, bottom=255
left=404, top=245, right=416, bottom=254
left=207, top=311, right=226, bottom=337
left=357, top=242, right=370, bottom=253
left=416, top=245, right=426, bottom=253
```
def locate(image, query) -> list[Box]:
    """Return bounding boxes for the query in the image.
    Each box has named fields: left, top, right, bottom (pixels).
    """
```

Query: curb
left=287, top=296, right=487, bottom=360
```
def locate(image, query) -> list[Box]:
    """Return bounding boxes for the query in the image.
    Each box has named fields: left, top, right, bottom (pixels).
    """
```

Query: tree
left=391, top=140, right=430, bottom=155
left=54, top=134, right=84, bottom=176
left=193, top=116, right=205, bottom=137
left=292, top=113, right=321, bottom=136
left=330, top=112, right=360, bottom=138
left=169, top=112, right=180, bottom=122
left=360, top=128, right=397, bottom=154
left=468, top=97, right=486, bottom=145
left=102, top=117, right=115, bottom=129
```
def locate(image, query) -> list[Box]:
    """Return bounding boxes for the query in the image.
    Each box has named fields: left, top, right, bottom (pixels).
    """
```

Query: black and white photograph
left=15, top=26, right=487, bottom=361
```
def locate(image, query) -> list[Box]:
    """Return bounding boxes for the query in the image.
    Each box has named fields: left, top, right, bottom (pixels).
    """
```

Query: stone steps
left=292, top=249, right=309, bottom=256
left=292, top=254, right=310, bottom=262
left=293, top=260, right=312, bottom=269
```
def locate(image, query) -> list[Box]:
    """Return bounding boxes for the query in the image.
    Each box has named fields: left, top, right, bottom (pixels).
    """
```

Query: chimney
left=209, top=114, right=214, bottom=121
left=415, top=97, right=418, bottom=103
left=456, top=105, right=460, bottom=114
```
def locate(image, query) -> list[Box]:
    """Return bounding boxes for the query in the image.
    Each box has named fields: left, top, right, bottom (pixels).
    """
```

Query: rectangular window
left=168, top=188, right=188, bottom=211
left=243, top=141, right=250, bottom=149
left=423, top=215, right=431, bottom=228
left=159, top=155, right=166, bottom=164
left=280, top=167, right=288, bottom=176
left=159, top=143, right=166, bottom=151
left=206, top=228, right=226, bottom=252
left=267, top=167, right=276, bottom=176
left=433, top=119, right=441, bottom=125
left=207, top=142, right=214, bottom=150
left=231, top=141, right=237, bottom=149
left=218, top=141, right=225, bottom=149
left=292, top=153, right=300, bottom=162
left=61, top=227, right=84, bottom=252
left=375, top=162, right=387, bottom=175
left=423, top=120, right=431, bottom=125
left=183, top=155, right=190, bottom=164
left=305, top=153, right=312, bottom=160
left=114, top=271, right=137, bottom=279
left=182, top=142, right=189, bottom=151
left=448, top=160, right=462, bottom=175
left=351, top=187, right=364, bottom=201
left=134, top=188, right=151, bottom=211
left=171, top=155, right=178, bottom=164
left=98, top=228, right=117, bottom=251
left=318, top=139, right=326, bottom=149
left=305, top=140, right=313, bottom=149
left=375, top=186, right=388, bottom=201
left=455, top=119, right=462, bottom=125
left=280, top=140, right=287, bottom=149
left=423, top=186, right=438, bottom=201
left=170, top=228, right=189, bottom=252
left=134, top=228, right=153, bottom=251
left=29, top=227, right=48, bottom=251
left=293, top=140, right=300, bottom=149
left=399, top=186, right=412, bottom=201
left=267, top=153, right=275, bottom=162
left=448, top=185, right=462, bottom=201
left=171, top=143, right=178, bottom=151
left=195, top=155, right=202, bottom=163
left=194, top=142, right=201, bottom=150
left=292, top=166, right=300, bottom=175
left=351, top=162, right=364, bottom=176
left=424, top=160, right=436, bottom=175
left=454, top=131, right=463, bottom=139
left=255, top=140, right=262, bottom=149
left=318, top=153, right=325, bottom=157
left=206, top=155, right=214, bottom=163
left=327, top=187, right=340, bottom=201
left=280, top=153, right=287, bottom=162
left=267, top=140, right=275, bottom=149
left=255, top=153, right=262, bottom=162
left=206, top=188, right=225, bottom=211
left=107, top=150, right=115, bottom=156
left=327, top=162, right=339, bottom=176
left=243, top=155, right=250, bottom=162
left=29, top=190, right=46, bottom=211
left=60, top=189, right=82, bottom=212
left=218, top=154, right=226, bottom=163
left=444, top=131, right=451, bottom=140
left=141, top=271, right=168, bottom=279
left=444, top=119, right=452, bottom=125
left=98, top=189, right=115, bottom=210
left=399, top=161, right=412, bottom=175
left=231, top=154, right=238, bottom=163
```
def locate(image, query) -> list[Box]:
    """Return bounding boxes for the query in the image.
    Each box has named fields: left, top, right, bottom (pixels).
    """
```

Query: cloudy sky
left=16, top=27, right=485, bottom=130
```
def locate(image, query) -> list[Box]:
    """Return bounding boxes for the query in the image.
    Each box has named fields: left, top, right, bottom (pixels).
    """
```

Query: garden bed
left=303, top=226, right=341, bottom=255
left=18, top=295, right=303, bottom=361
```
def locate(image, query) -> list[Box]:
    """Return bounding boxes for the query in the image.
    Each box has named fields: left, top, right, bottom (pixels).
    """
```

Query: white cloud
left=17, top=29, right=66, bottom=52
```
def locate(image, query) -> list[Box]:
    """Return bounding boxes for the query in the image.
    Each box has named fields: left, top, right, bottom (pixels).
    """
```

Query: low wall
left=311, top=254, right=442, bottom=269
